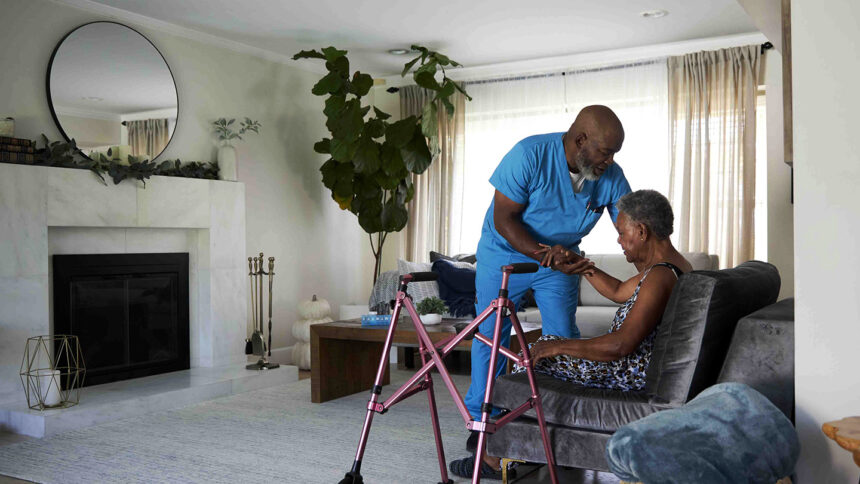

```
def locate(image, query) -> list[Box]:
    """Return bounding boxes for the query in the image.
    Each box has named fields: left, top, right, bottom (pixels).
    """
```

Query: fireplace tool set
left=246, top=252, right=279, bottom=370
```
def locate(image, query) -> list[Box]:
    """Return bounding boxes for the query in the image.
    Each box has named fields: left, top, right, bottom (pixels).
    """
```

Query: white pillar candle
left=36, top=369, right=61, bottom=407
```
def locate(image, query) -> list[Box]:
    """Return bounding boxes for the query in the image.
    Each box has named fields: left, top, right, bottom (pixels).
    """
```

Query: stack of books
left=0, top=136, right=35, bottom=163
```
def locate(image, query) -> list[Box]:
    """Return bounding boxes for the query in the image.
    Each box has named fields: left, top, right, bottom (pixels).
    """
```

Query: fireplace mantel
left=0, top=164, right=247, bottom=404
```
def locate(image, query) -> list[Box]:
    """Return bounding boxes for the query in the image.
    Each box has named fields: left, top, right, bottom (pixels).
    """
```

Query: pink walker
left=338, top=263, right=559, bottom=484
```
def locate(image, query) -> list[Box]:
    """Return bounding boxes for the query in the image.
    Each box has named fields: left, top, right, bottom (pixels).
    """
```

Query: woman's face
left=616, top=212, right=643, bottom=263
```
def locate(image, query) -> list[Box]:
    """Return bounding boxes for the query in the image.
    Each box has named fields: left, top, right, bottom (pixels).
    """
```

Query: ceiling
left=82, top=0, right=758, bottom=77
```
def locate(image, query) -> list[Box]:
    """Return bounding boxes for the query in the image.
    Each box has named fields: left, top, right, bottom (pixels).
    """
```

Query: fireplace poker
left=267, top=257, right=275, bottom=357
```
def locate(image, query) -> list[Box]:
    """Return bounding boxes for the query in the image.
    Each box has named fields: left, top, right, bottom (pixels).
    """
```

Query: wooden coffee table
left=310, top=318, right=541, bottom=403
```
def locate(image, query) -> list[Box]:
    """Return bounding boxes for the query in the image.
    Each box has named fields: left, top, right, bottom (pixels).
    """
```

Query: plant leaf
left=350, top=72, right=373, bottom=97
left=353, top=137, right=380, bottom=174
left=385, top=116, right=416, bottom=148
left=373, top=107, right=391, bottom=120
left=381, top=197, right=408, bottom=232
left=314, top=138, right=331, bottom=154
left=380, top=142, right=404, bottom=177
left=414, top=70, right=441, bottom=91
left=324, top=95, right=346, bottom=118
left=421, top=102, right=438, bottom=138
left=365, top=118, right=385, bottom=138
left=292, top=49, right=326, bottom=60
left=328, top=99, right=364, bottom=142
left=312, top=71, right=344, bottom=96
left=330, top=137, right=358, bottom=163
left=321, top=46, right=348, bottom=61
left=402, top=124, right=432, bottom=174
left=326, top=56, right=350, bottom=77
left=400, top=56, right=420, bottom=77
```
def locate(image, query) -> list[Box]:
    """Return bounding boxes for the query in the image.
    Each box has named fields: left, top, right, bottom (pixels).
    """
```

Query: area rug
left=0, top=370, right=477, bottom=483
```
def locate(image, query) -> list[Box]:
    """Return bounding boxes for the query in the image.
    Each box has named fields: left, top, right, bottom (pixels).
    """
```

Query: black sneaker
left=466, top=430, right=479, bottom=453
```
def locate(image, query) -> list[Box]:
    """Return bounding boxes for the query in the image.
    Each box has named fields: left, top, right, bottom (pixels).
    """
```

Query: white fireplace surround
left=0, top=164, right=247, bottom=404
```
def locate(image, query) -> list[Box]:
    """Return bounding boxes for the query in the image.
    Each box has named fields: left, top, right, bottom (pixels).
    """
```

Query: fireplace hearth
left=53, top=253, right=190, bottom=387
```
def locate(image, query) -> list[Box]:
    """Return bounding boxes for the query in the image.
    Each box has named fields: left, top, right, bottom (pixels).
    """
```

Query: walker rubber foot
left=338, top=471, right=363, bottom=484
left=438, top=480, right=454, bottom=484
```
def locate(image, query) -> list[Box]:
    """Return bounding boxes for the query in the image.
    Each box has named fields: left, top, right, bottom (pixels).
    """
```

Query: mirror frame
left=46, top=21, right=180, bottom=162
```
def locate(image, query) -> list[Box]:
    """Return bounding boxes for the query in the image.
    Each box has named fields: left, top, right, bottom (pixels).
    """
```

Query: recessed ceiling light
left=640, top=9, right=669, bottom=19
left=81, top=96, right=104, bottom=102
left=387, top=48, right=411, bottom=55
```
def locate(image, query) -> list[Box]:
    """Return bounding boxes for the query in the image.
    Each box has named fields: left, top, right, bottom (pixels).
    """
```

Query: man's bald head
left=569, top=105, right=624, bottom=147
left=563, top=105, right=625, bottom=180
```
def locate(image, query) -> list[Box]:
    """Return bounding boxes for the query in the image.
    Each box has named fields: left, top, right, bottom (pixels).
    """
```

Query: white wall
left=0, top=0, right=378, bottom=352
left=763, top=51, right=794, bottom=300
left=792, top=0, right=860, bottom=481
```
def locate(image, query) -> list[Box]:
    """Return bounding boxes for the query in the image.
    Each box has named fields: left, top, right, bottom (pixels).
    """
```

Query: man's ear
left=575, top=132, right=587, bottom=148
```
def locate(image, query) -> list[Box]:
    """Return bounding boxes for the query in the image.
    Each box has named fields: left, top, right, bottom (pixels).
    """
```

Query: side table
left=822, top=416, right=860, bottom=483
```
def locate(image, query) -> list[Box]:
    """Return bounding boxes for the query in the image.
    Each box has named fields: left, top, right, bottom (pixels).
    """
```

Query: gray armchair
left=486, top=261, right=783, bottom=472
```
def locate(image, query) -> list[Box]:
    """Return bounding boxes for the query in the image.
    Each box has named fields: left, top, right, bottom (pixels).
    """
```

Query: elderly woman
left=521, top=189, right=692, bottom=390
left=450, top=189, right=691, bottom=479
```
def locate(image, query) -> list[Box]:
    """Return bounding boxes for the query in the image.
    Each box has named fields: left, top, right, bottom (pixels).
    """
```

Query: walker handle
left=400, top=272, right=438, bottom=283
left=503, top=263, right=539, bottom=274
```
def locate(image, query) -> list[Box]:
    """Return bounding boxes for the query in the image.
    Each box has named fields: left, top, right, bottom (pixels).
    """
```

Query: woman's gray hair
left=616, top=189, right=674, bottom=239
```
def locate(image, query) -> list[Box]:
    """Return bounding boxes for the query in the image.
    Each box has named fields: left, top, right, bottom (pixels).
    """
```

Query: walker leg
left=339, top=296, right=404, bottom=484
left=472, top=303, right=507, bottom=484
left=419, top=339, right=453, bottom=484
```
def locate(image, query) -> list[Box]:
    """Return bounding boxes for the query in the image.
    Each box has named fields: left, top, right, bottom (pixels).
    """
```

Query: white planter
left=420, top=313, right=442, bottom=325
left=217, top=145, right=237, bottom=181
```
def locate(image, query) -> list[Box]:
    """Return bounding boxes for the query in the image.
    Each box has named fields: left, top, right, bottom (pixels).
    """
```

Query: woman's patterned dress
left=513, top=262, right=682, bottom=391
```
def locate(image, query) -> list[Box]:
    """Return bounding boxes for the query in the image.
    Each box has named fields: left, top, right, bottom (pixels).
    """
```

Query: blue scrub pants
left=463, top=263, right=580, bottom=419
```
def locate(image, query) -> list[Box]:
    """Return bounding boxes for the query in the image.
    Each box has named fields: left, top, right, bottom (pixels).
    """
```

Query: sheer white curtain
left=456, top=60, right=669, bottom=254
left=667, top=46, right=761, bottom=268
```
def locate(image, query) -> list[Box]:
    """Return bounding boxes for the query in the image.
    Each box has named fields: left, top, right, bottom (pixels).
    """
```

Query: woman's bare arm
left=530, top=267, right=678, bottom=362
left=582, top=267, right=642, bottom=304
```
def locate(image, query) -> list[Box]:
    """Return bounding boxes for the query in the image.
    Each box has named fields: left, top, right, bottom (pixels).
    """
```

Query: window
left=454, top=60, right=669, bottom=255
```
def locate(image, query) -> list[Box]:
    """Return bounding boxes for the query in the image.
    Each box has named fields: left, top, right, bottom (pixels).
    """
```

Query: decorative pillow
left=396, top=259, right=440, bottom=304
left=429, top=251, right=477, bottom=264
left=368, top=269, right=400, bottom=313
left=431, top=259, right=477, bottom=317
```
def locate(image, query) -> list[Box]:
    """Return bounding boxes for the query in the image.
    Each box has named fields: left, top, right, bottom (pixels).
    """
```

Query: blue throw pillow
left=431, top=259, right=476, bottom=317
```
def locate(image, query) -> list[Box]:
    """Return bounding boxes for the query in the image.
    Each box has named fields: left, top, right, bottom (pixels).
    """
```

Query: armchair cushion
left=492, top=372, right=661, bottom=432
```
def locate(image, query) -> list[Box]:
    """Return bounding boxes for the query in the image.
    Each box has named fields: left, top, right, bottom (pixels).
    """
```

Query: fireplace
left=53, top=253, right=190, bottom=387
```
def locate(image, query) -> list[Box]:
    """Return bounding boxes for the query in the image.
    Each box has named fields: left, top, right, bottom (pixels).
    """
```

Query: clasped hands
left=534, top=243, right=595, bottom=276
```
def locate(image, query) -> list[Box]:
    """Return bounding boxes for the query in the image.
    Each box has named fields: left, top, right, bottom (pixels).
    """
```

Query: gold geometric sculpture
left=19, top=335, right=85, bottom=410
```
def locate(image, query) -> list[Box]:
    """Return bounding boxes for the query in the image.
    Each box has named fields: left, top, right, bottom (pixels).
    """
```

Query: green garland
left=1, top=135, right=220, bottom=187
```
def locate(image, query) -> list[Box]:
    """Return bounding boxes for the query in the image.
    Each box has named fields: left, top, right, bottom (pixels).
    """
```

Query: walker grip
left=503, top=263, right=539, bottom=274
left=400, top=272, right=438, bottom=283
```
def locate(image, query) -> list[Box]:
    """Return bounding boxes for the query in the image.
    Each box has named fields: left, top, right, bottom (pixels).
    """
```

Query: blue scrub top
left=476, top=132, right=631, bottom=265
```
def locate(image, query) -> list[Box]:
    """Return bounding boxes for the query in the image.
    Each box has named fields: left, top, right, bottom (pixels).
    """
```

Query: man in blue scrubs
left=454, top=105, right=631, bottom=472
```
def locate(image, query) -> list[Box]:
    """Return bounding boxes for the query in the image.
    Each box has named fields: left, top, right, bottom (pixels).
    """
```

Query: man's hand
left=534, top=244, right=583, bottom=269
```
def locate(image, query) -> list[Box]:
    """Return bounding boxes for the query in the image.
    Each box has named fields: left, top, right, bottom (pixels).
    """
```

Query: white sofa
left=523, top=252, right=719, bottom=338
left=370, top=252, right=718, bottom=339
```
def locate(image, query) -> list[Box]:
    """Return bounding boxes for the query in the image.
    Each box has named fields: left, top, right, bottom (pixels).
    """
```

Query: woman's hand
left=557, top=259, right=596, bottom=276
left=529, top=339, right=563, bottom=363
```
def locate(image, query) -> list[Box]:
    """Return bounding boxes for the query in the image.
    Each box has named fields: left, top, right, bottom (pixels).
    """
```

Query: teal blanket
left=606, top=382, right=799, bottom=483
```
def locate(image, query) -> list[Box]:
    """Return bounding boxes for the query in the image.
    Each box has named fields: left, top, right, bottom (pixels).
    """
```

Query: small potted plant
left=416, top=297, right=448, bottom=325
left=212, top=117, right=262, bottom=181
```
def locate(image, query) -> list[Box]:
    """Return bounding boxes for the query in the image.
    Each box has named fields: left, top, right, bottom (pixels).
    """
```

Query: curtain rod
left=386, top=42, right=774, bottom=93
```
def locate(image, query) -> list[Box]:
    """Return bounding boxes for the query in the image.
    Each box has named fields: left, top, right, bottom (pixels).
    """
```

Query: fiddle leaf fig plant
left=293, top=45, right=470, bottom=284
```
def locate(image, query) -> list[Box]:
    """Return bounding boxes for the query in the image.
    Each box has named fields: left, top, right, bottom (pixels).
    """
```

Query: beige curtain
left=127, top=118, right=170, bottom=159
left=399, top=86, right=466, bottom=262
left=668, top=45, right=760, bottom=268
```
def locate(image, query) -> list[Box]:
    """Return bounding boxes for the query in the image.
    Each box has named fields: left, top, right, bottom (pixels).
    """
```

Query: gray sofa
left=486, top=261, right=787, bottom=472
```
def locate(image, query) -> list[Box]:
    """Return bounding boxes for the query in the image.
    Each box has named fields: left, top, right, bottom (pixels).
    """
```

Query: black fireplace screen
left=53, top=253, right=190, bottom=387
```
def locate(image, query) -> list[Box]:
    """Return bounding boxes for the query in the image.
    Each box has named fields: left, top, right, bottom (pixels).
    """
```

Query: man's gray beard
left=574, top=151, right=601, bottom=181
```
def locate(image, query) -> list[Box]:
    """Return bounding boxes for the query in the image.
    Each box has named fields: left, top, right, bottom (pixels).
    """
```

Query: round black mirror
left=47, top=21, right=178, bottom=162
